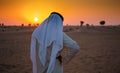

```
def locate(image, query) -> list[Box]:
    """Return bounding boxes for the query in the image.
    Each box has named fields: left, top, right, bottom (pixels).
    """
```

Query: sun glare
left=22, top=7, right=50, bottom=25
left=34, top=17, right=39, bottom=22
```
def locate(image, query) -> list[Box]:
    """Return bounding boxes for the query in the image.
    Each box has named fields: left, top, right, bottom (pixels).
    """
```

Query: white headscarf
left=31, top=12, right=63, bottom=73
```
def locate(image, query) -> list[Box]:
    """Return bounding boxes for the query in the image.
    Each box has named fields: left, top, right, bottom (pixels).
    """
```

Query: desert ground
left=0, top=26, right=120, bottom=73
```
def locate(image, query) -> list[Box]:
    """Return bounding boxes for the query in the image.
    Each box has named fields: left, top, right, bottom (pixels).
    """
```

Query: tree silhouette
left=80, top=21, right=84, bottom=27
left=36, top=23, right=39, bottom=26
left=100, top=20, right=105, bottom=26
left=2, top=23, right=4, bottom=27
left=21, top=24, right=24, bottom=27
left=28, top=24, right=31, bottom=27
left=21, top=24, right=24, bottom=29
left=86, top=24, right=90, bottom=27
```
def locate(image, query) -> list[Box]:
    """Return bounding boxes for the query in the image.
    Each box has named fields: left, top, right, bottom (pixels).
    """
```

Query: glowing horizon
left=0, top=0, right=120, bottom=26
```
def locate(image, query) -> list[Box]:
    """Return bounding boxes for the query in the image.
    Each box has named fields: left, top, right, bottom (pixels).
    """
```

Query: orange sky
left=0, top=0, right=120, bottom=26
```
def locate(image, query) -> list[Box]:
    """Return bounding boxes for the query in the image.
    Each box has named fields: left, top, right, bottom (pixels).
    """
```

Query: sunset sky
left=0, top=0, right=120, bottom=26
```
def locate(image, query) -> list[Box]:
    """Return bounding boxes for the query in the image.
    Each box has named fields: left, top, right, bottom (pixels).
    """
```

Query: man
left=30, top=12, right=80, bottom=73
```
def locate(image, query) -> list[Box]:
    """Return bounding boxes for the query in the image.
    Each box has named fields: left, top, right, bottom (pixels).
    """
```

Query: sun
left=34, top=17, right=39, bottom=22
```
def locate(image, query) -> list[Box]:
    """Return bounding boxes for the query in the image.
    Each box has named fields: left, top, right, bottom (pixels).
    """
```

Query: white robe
left=30, top=32, right=80, bottom=73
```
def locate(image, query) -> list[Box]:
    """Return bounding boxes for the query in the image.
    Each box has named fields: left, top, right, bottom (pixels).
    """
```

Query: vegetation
left=80, top=21, right=84, bottom=27
left=100, top=20, right=105, bottom=26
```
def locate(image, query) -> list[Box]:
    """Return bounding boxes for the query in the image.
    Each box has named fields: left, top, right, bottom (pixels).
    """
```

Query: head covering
left=32, top=12, right=64, bottom=73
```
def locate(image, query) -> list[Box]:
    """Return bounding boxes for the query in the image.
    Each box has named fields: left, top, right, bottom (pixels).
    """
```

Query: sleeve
left=30, top=36, right=37, bottom=73
left=62, top=32, right=80, bottom=64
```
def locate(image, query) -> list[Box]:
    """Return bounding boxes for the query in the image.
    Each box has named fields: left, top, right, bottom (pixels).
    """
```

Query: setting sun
left=34, top=17, right=39, bottom=22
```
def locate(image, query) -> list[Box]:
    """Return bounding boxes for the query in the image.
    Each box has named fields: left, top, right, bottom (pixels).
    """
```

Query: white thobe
left=30, top=32, right=80, bottom=73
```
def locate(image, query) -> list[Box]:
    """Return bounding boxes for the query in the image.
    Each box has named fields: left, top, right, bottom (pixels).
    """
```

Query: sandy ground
left=0, top=26, right=120, bottom=73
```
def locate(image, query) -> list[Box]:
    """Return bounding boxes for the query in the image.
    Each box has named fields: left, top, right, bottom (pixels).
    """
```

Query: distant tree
left=86, top=24, right=90, bottom=27
left=36, top=23, right=39, bottom=26
left=80, top=21, right=84, bottom=27
left=28, top=24, right=31, bottom=27
left=1, top=23, right=5, bottom=32
left=2, top=23, right=4, bottom=27
left=100, top=20, right=105, bottom=26
left=21, top=24, right=24, bottom=27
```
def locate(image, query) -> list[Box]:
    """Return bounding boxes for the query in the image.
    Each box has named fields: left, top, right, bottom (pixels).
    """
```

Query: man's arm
left=62, top=32, right=80, bottom=64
